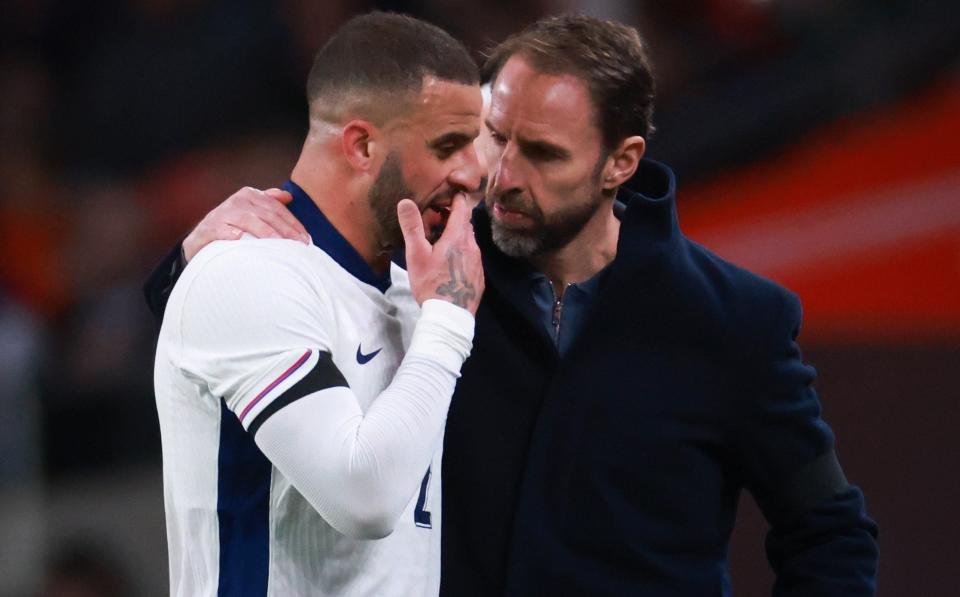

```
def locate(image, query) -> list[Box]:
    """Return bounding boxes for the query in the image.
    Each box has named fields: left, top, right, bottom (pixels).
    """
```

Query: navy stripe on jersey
left=217, top=399, right=271, bottom=597
left=247, top=351, right=349, bottom=438
left=283, top=180, right=392, bottom=293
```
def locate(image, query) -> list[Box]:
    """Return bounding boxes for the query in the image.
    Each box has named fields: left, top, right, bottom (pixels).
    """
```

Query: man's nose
left=449, top=145, right=483, bottom=193
left=492, top=144, right=522, bottom=196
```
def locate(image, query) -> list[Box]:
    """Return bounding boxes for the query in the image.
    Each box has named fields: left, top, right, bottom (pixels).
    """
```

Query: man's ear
left=601, top=135, right=646, bottom=191
left=341, top=120, right=380, bottom=171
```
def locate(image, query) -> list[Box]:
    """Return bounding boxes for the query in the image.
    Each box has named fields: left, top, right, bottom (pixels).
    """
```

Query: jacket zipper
left=550, top=282, right=572, bottom=344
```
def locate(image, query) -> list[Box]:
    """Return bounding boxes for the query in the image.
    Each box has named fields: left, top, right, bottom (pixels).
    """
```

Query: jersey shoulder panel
left=163, top=238, right=339, bottom=426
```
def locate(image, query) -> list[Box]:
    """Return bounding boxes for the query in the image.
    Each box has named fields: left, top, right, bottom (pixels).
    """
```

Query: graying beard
left=490, top=222, right=543, bottom=258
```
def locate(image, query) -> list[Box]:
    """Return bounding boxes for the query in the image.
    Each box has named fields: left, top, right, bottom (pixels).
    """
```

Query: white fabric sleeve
left=254, top=299, right=473, bottom=539
left=175, top=242, right=338, bottom=422
left=173, top=242, right=474, bottom=539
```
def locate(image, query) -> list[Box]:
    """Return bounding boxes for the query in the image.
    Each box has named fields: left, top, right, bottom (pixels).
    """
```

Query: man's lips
left=423, top=207, right=446, bottom=227
left=492, top=202, right=533, bottom=225
left=426, top=197, right=453, bottom=215
left=422, top=194, right=459, bottom=241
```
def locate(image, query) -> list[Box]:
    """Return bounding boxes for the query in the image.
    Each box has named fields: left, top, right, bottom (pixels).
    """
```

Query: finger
left=444, top=193, right=471, bottom=232
left=256, top=190, right=309, bottom=242
left=466, top=222, right=480, bottom=252
left=217, top=223, right=244, bottom=240
left=231, top=212, right=283, bottom=239
left=264, top=188, right=294, bottom=204
left=397, top=199, right=429, bottom=263
left=224, top=187, right=262, bottom=209
left=435, top=193, right=471, bottom=245
left=185, top=223, right=241, bottom=260
left=252, top=200, right=310, bottom=243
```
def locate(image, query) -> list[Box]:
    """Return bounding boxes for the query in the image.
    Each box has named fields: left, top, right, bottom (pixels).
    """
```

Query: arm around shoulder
left=144, top=239, right=188, bottom=326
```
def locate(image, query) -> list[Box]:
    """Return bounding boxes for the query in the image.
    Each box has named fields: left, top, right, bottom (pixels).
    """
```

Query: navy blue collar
left=282, top=180, right=392, bottom=293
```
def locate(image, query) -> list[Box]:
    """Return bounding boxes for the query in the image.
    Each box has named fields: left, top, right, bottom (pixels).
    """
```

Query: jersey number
left=414, top=467, right=432, bottom=528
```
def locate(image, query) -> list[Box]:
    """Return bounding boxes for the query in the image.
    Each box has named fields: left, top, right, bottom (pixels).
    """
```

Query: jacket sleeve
left=143, top=239, right=187, bottom=327
left=735, top=290, right=879, bottom=596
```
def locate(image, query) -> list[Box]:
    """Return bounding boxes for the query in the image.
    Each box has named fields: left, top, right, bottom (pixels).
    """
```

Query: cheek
left=537, top=162, right=596, bottom=203
left=403, top=162, right=444, bottom=196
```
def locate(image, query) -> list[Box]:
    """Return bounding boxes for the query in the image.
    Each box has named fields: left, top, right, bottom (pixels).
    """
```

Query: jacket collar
left=613, top=158, right=682, bottom=270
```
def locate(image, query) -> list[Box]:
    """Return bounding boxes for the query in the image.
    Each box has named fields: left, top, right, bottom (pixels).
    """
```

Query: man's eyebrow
left=518, top=137, right=571, bottom=160
left=486, top=119, right=570, bottom=159
left=428, top=130, right=478, bottom=147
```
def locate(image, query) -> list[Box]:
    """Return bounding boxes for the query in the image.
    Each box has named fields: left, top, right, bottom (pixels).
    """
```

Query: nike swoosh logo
left=356, top=345, right=382, bottom=364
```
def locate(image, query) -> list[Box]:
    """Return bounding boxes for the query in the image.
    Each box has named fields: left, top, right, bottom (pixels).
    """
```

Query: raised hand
left=182, top=187, right=310, bottom=262
left=398, top=193, right=484, bottom=315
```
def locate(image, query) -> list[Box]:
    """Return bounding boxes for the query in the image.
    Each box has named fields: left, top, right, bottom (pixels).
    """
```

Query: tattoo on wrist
left=436, top=249, right=476, bottom=309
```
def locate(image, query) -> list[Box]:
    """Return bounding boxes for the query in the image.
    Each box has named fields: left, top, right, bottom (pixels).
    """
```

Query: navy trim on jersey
left=248, top=351, right=349, bottom=438
left=414, top=467, right=433, bottom=528
left=217, top=399, right=271, bottom=597
left=283, top=180, right=392, bottom=293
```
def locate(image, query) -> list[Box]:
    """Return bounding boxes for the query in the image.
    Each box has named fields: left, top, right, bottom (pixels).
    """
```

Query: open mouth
left=421, top=196, right=455, bottom=243
left=426, top=198, right=453, bottom=215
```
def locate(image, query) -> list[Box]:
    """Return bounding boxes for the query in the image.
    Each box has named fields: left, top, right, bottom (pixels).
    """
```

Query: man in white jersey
left=153, top=12, right=484, bottom=596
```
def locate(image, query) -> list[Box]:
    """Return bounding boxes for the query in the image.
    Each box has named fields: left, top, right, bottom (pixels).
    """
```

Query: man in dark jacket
left=146, top=14, right=878, bottom=596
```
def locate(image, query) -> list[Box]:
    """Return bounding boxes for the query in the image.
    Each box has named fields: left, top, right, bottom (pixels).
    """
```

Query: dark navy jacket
left=144, top=160, right=878, bottom=596
left=440, top=160, right=878, bottom=596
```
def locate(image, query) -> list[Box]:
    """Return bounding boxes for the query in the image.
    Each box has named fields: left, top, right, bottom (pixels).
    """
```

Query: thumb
left=264, top=188, right=294, bottom=204
left=397, top=199, right=429, bottom=264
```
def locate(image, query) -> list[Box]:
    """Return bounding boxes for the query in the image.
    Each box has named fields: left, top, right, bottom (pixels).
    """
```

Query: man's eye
left=489, top=130, right=507, bottom=145
left=435, top=145, right=456, bottom=157
left=527, top=146, right=557, bottom=161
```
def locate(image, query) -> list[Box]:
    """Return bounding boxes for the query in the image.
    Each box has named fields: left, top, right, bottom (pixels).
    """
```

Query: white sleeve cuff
left=406, top=299, right=475, bottom=374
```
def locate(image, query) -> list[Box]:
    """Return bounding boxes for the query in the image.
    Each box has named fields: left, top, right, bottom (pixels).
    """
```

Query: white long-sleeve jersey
left=154, top=226, right=473, bottom=597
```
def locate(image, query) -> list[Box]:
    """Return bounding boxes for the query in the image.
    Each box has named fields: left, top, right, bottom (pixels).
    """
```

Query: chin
left=490, top=223, right=542, bottom=258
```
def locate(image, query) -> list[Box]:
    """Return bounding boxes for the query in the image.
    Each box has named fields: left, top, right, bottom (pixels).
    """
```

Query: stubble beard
left=368, top=151, right=415, bottom=250
left=486, top=175, right=607, bottom=259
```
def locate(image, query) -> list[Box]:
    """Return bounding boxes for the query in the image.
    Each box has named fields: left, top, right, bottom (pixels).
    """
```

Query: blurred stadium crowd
left=1, top=0, right=957, bottom=595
